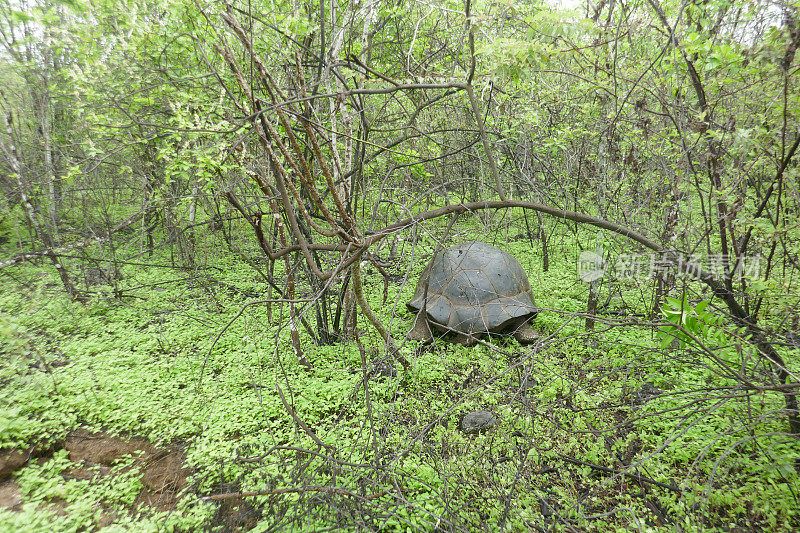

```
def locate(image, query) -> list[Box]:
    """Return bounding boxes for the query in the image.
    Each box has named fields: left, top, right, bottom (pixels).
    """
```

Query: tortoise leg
left=407, top=312, right=434, bottom=343
left=514, top=323, right=539, bottom=344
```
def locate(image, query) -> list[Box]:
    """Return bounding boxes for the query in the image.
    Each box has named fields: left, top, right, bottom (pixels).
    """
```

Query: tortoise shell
left=407, top=241, right=537, bottom=337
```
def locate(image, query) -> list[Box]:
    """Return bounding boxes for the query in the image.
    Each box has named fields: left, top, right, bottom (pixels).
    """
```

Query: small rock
left=632, top=382, right=662, bottom=405
left=460, top=410, right=497, bottom=434
left=84, top=267, right=106, bottom=285
left=520, top=376, right=537, bottom=393
left=540, top=497, right=556, bottom=517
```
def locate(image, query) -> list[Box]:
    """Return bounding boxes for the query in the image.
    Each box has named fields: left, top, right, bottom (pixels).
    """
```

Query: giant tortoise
left=406, top=241, right=538, bottom=345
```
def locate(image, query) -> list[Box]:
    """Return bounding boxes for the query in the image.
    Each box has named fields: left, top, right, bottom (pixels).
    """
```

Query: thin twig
left=201, top=485, right=392, bottom=501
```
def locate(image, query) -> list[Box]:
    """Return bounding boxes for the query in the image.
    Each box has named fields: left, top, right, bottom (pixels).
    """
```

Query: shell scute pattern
left=407, top=242, right=538, bottom=340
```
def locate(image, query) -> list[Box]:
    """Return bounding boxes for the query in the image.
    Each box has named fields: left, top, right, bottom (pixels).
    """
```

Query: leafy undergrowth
left=1, top=236, right=798, bottom=531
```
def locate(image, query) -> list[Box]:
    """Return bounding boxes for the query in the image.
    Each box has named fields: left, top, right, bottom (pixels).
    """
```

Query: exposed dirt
left=63, top=429, right=192, bottom=512
left=210, top=483, right=262, bottom=531
left=0, top=429, right=193, bottom=516
left=0, top=449, right=29, bottom=482
left=64, top=429, right=155, bottom=465
left=0, top=430, right=257, bottom=529
left=0, top=481, right=23, bottom=511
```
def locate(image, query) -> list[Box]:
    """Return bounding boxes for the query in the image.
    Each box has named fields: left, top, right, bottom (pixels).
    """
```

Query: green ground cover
left=0, top=228, right=798, bottom=531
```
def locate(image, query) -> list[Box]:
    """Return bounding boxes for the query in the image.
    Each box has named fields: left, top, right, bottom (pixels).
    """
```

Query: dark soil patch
left=0, top=481, right=23, bottom=511
left=1, top=430, right=258, bottom=529
left=0, top=449, right=29, bottom=482
left=64, top=429, right=192, bottom=511
left=209, top=483, right=262, bottom=531
left=1, top=429, right=194, bottom=521
left=64, top=429, right=154, bottom=465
